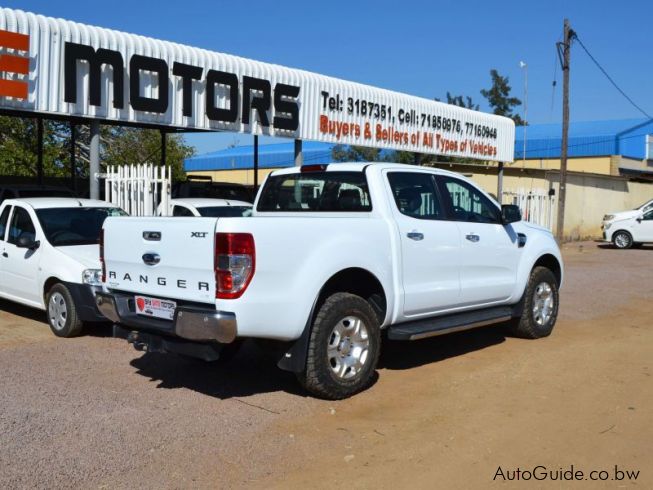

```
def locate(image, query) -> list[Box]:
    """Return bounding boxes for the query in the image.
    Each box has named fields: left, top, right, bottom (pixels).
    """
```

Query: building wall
left=187, top=168, right=277, bottom=185
left=505, top=156, right=613, bottom=175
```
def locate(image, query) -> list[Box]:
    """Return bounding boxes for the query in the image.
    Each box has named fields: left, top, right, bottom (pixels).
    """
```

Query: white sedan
left=602, top=199, right=653, bottom=248
left=158, top=198, right=252, bottom=218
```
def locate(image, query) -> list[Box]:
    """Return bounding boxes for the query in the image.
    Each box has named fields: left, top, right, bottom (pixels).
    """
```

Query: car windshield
left=197, top=206, right=252, bottom=217
left=36, top=207, right=127, bottom=246
left=634, top=199, right=653, bottom=211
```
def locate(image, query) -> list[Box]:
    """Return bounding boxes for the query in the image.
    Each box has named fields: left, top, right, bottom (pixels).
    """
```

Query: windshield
left=36, top=207, right=127, bottom=246
left=635, top=199, right=653, bottom=211
left=257, top=171, right=372, bottom=212
left=197, top=206, right=252, bottom=217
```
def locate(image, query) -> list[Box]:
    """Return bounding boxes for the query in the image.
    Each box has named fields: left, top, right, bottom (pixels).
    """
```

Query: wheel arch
left=532, top=254, right=562, bottom=287
left=43, top=276, right=63, bottom=302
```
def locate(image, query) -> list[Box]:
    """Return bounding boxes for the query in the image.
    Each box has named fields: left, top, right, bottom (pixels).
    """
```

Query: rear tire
left=510, top=267, right=559, bottom=339
left=613, top=230, right=633, bottom=249
left=46, top=283, right=83, bottom=338
left=297, top=293, right=380, bottom=400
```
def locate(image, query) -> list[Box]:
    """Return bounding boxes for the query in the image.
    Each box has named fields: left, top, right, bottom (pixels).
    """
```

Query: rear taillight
left=99, top=228, right=106, bottom=283
left=215, top=232, right=255, bottom=299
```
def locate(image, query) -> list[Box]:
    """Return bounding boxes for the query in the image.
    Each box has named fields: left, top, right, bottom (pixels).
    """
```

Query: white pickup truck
left=97, top=163, right=563, bottom=399
left=0, top=198, right=125, bottom=337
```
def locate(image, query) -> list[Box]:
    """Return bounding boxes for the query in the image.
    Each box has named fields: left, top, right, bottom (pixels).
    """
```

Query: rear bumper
left=95, top=291, right=237, bottom=343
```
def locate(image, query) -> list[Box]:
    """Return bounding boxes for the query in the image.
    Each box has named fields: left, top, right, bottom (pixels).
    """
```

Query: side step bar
left=387, top=306, right=514, bottom=341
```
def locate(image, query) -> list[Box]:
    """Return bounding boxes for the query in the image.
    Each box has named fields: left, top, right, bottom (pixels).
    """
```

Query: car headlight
left=603, top=214, right=615, bottom=221
left=82, top=269, right=103, bottom=286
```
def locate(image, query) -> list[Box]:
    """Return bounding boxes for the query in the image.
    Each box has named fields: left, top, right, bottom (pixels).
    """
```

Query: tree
left=0, top=115, right=195, bottom=181
left=331, top=144, right=384, bottom=162
left=480, top=69, right=525, bottom=125
left=446, top=92, right=480, bottom=111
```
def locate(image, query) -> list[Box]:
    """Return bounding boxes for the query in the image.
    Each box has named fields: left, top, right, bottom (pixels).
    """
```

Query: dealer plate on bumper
left=135, top=295, right=176, bottom=320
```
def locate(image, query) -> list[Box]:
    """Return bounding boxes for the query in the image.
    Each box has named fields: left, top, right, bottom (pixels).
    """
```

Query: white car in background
left=158, top=198, right=253, bottom=217
left=602, top=198, right=653, bottom=248
left=0, top=198, right=126, bottom=337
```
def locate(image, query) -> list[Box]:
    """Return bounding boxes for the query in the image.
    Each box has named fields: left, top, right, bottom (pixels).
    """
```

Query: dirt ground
left=0, top=241, right=651, bottom=489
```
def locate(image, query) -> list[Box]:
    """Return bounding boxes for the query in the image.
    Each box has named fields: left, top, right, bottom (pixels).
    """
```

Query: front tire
left=613, top=230, right=633, bottom=249
left=510, top=267, right=559, bottom=339
left=297, top=293, right=380, bottom=400
left=46, top=283, right=84, bottom=338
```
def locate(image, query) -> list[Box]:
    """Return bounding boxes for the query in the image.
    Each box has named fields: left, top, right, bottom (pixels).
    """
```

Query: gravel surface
left=1, top=241, right=651, bottom=488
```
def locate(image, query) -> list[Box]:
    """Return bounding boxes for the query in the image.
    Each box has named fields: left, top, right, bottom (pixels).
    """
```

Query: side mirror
left=501, top=204, right=522, bottom=224
left=636, top=216, right=643, bottom=223
left=17, top=233, right=40, bottom=250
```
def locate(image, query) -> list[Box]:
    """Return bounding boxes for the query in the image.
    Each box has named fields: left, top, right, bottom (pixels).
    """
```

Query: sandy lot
left=0, top=242, right=651, bottom=488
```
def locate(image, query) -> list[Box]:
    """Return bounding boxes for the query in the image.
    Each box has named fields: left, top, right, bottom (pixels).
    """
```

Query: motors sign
left=0, top=8, right=515, bottom=162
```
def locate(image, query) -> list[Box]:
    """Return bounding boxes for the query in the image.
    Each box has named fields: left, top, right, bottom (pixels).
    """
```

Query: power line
left=574, top=35, right=652, bottom=119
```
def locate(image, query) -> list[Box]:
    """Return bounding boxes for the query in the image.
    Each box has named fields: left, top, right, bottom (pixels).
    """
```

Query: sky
left=6, top=0, right=653, bottom=155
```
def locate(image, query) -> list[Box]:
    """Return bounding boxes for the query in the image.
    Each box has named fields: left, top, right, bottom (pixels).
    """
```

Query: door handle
left=465, top=234, right=480, bottom=243
left=407, top=232, right=424, bottom=241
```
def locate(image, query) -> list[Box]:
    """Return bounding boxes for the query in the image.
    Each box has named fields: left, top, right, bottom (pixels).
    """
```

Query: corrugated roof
left=515, top=118, right=653, bottom=159
left=184, top=141, right=336, bottom=171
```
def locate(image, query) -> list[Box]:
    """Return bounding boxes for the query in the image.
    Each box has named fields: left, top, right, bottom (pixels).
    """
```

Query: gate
left=503, top=188, right=556, bottom=231
left=100, top=165, right=171, bottom=216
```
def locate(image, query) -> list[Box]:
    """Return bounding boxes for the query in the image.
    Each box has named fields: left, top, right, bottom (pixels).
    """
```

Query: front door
left=2, top=205, right=42, bottom=305
left=634, top=208, right=653, bottom=242
left=386, top=171, right=461, bottom=319
left=436, top=175, right=519, bottom=306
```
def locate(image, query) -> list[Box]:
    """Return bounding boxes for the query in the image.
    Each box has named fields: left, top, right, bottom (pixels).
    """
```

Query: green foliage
left=0, top=115, right=195, bottom=181
left=480, top=69, right=525, bottom=125
left=331, top=144, right=384, bottom=162
left=446, top=92, right=480, bottom=111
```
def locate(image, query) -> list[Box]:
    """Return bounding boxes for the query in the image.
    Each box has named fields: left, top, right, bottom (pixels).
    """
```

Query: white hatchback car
left=602, top=199, right=653, bottom=248
left=158, top=198, right=252, bottom=217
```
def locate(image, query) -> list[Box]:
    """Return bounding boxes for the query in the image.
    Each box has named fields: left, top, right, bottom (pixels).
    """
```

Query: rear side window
left=8, top=207, right=36, bottom=244
left=257, top=171, right=372, bottom=212
left=173, top=205, right=195, bottom=217
left=387, top=172, right=444, bottom=220
left=0, top=206, right=11, bottom=241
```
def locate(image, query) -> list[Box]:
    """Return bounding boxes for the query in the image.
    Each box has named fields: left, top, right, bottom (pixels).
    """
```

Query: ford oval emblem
left=142, top=253, right=160, bottom=266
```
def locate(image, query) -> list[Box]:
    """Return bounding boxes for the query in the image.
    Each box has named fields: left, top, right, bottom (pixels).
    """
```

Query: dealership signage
left=0, top=8, right=515, bottom=162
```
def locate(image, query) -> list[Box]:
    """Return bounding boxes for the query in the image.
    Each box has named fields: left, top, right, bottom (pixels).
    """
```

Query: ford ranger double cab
left=97, top=163, right=563, bottom=399
left=0, top=198, right=125, bottom=337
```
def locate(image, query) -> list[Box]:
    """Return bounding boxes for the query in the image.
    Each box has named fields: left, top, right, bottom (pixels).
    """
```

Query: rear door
left=386, top=171, right=462, bottom=318
left=436, top=175, right=519, bottom=306
left=103, top=217, right=218, bottom=304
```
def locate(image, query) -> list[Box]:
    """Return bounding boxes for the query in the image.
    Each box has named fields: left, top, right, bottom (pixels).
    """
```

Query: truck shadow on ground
left=128, top=326, right=506, bottom=399
left=379, top=324, right=507, bottom=370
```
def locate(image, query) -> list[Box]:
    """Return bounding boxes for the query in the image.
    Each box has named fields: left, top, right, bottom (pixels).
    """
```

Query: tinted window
left=197, top=206, right=252, bottom=217
left=8, top=207, right=36, bottom=245
left=438, top=176, right=501, bottom=224
left=257, top=171, right=372, bottom=212
left=643, top=209, right=653, bottom=221
left=173, top=206, right=195, bottom=217
left=387, top=172, right=443, bottom=220
left=0, top=206, right=11, bottom=241
left=36, top=207, right=126, bottom=246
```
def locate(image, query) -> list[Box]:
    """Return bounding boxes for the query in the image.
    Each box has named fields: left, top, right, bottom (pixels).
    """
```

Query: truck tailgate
left=103, top=217, right=217, bottom=304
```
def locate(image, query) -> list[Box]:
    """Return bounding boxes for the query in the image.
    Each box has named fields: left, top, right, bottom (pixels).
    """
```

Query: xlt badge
left=191, top=232, right=208, bottom=238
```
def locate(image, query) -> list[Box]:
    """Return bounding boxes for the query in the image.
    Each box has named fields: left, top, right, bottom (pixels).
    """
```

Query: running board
left=387, top=306, right=514, bottom=341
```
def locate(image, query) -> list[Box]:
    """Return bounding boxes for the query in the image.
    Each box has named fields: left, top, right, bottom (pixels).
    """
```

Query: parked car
left=157, top=198, right=252, bottom=217
left=602, top=198, right=653, bottom=248
left=97, top=163, right=563, bottom=399
left=172, top=176, right=254, bottom=203
left=0, top=198, right=126, bottom=337
left=0, top=185, right=76, bottom=205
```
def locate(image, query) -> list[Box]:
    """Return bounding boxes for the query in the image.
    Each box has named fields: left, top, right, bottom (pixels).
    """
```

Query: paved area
left=0, top=242, right=651, bottom=488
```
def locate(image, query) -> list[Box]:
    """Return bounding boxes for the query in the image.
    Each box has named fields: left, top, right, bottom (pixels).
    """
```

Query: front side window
left=36, top=207, right=126, bottom=247
left=0, top=206, right=11, bottom=241
left=437, top=176, right=501, bottom=224
left=257, top=171, right=372, bottom=212
left=642, top=209, right=653, bottom=221
left=387, top=172, right=443, bottom=220
left=8, top=207, right=36, bottom=245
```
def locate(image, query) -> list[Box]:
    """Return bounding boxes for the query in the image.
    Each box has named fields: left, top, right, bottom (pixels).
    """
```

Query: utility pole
left=556, top=19, right=573, bottom=242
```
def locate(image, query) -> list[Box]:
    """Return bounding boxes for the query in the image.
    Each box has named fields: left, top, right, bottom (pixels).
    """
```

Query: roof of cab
left=3, top=198, right=121, bottom=210
left=269, top=162, right=465, bottom=179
